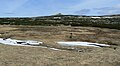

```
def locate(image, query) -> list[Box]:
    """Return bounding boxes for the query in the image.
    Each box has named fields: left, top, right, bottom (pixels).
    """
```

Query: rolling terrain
left=0, top=14, right=120, bottom=29
left=0, top=25, right=120, bottom=66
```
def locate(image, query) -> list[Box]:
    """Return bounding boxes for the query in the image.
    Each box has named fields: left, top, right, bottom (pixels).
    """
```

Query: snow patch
left=0, top=38, right=61, bottom=51
left=0, top=38, right=42, bottom=46
left=57, top=41, right=110, bottom=47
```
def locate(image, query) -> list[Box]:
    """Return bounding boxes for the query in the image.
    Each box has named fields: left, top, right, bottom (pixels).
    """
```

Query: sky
left=0, top=0, right=120, bottom=17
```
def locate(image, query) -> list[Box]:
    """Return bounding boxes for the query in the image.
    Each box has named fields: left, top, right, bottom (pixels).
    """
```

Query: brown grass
left=0, top=25, right=120, bottom=66
left=0, top=44, right=120, bottom=66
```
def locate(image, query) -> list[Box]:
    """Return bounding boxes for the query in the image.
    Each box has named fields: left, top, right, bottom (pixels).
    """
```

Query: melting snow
left=0, top=38, right=61, bottom=51
left=0, top=38, right=42, bottom=46
left=57, top=42, right=110, bottom=47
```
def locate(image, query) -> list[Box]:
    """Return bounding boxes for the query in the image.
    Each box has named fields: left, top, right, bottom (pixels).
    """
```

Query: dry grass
left=0, top=25, right=120, bottom=66
left=0, top=44, right=120, bottom=66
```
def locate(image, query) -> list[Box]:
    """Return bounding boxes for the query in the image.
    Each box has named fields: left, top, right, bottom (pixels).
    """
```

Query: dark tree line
left=0, top=15, right=120, bottom=29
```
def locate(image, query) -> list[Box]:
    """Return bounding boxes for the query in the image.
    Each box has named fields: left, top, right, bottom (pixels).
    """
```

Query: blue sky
left=0, top=0, right=120, bottom=17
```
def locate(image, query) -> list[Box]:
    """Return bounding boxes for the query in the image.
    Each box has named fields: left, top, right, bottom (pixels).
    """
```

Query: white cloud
left=114, top=4, right=120, bottom=8
left=74, top=9, right=91, bottom=14
left=72, top=0, right=120, bottom=15
left=0, top=0, right=30, bottom=13
left=70, top=0, right=119, bottom=12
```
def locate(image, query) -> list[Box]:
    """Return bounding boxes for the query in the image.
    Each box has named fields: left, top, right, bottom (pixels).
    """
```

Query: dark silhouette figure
left=69, top=33, right=73, bottom=38
left=114, top=47, right=117, bottom=50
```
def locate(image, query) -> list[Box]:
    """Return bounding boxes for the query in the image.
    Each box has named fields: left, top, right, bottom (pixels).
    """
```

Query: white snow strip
left=57, top=42, right=110, bottom=47
left=49, top=48, right=61, bottom=51
left=0, top=38, right=61, bottom=51
left=0, top=38, right=42, bottom=46
left=91, top=17, right=101, bottom=18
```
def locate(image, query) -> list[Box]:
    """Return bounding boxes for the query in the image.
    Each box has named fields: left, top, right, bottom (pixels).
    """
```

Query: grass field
left=0, top=25, right=120, bottom=66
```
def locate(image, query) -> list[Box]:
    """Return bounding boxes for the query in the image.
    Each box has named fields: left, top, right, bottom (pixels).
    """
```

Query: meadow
left=0, top=25, right=120, bottom=66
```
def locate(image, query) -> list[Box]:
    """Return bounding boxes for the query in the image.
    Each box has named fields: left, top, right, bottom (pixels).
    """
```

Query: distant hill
left=0, top=14, right=120, bottom=29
